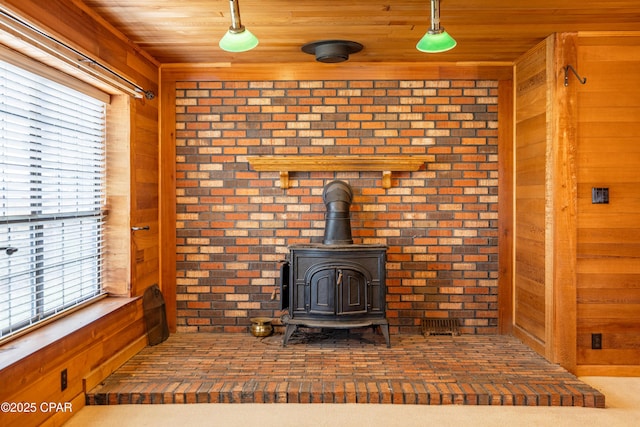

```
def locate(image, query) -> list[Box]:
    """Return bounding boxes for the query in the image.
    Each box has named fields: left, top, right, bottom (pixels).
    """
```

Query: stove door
left=337, top=268, right=367, bottom=315
left=308, top=267, right=368, bottom=316
left=309, top=268, right=336, bottom=315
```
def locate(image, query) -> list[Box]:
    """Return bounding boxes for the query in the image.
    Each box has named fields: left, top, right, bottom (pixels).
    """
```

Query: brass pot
left=249, top=317, right=273, bottom=337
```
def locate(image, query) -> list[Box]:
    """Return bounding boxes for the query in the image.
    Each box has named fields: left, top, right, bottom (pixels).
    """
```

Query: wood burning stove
left=280, top=180, right=390, bottom=347
left=281, top=244, right=390, bottom=347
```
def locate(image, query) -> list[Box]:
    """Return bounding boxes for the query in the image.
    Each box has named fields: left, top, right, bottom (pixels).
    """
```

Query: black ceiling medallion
left=301, top=40, right=363, bottom=63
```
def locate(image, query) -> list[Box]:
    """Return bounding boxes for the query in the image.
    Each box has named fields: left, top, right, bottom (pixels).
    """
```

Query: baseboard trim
left=83, top=333, right=148, bottom=393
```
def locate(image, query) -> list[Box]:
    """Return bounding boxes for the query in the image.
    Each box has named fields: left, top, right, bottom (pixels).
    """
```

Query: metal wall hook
left=564, top=65, right=587, bottom=87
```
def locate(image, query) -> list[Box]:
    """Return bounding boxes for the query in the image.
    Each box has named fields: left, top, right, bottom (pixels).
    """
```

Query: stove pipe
left=322, top=180, right=354, bottom=245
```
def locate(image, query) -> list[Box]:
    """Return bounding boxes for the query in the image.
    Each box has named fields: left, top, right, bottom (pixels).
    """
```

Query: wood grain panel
left=578, top=258, right=640, bottom=275
left=548, top=33, right=579, bottom=370
left=577, top=320, right=640, bottom=337
left=575, top=34, right=640, bottom=370
left=78, top=0, right=640, bottom=64
left=579, top=304, right=640, bottom=320
left=497, top=79, right=514, bottom=334
left=578, top=243, right=640, bottom=260
left=0, top=299, right=144, bottom=427
left=580, top=122, right=640, bottom=139
left=160, top=62, right=513, bottom=82
left=516, top=221, right=545, bottom=247
left=514, top=185, right=545, bottom=202
left=579, top=213, right=640, bottom=230
left=579, top=106, right=640, bottom=124
left=159, top=78, right=178, bottom=332
left=578, top=288, right=640, bottom=305
left=129, top=68, right=160, bottom=299
left=514, top=300, right=546, bottom=339
left=104, top=95, right=132, bottom=296
left=1, top=0, right=158, bottom=88
left=514, top=39, right=549, bottom=346
left=577, top=168, right=639, bottom=183
left=515, top=157, right=546, bottom=185
left=577, top=347, right=640, bottom=366
left=515, top=92, right=547, bottom=124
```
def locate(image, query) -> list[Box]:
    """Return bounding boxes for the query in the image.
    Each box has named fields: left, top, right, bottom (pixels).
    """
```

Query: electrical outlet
left=591, top=333, right=602, bottom=350
left=61, top=369, right=68, bottom=391
left=592, top=187, right=609, bottom=204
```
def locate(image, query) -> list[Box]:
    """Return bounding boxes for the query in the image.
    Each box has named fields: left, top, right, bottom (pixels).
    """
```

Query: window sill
left=0, top=296, right=139, bottom=371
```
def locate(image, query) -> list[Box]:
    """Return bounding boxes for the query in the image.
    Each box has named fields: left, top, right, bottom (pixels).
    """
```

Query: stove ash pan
left=280, top=180, right=390, bottom=347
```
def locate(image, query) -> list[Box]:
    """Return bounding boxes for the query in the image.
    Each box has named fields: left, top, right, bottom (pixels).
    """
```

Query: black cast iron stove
left=280, top=180, right=390, bottom=347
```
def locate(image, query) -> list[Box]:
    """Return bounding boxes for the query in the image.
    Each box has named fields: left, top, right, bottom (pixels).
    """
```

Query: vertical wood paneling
left=514, top=39, right=550, bottom=351
left=104, top=95, right=132, bottom=296
left=159, top=77, right=178, bottom=332
left=497, top=79, right=514, bottom=334
left=549, top=33, right=578, bottom=371
left=513, top=32, right=640, bottom=374
left=575, top=34, right=640, bottom=372
left=130, top=95, right=160, bottom=298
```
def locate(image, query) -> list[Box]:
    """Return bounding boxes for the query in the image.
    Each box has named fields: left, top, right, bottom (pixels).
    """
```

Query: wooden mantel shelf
left=247, top=155, right=433, bottom=189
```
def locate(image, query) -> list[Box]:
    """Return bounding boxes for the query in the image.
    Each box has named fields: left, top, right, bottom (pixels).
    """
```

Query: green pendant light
left=416, top=0, right=457, bottom=53
left=219, top=0, right=258, bottom=52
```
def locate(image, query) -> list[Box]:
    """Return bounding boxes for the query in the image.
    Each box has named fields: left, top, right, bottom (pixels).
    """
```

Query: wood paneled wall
left=514, top=32, right=640, bottom=375
left=575, top=34, right=640, bottom=374
left=0, top=1, right=161, bottom=425
left=514, top=34, right=580, bottom=370
left=514, top=39, right=551, bottom=355
left=130, top=89, right=161, bottom=298
left=0, top=299, right=145, bottom=427
left=104, top=94, right=132, bottom=296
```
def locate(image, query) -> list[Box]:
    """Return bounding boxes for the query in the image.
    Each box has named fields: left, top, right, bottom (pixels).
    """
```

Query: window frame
left=0, top=46, right=130, bottom=344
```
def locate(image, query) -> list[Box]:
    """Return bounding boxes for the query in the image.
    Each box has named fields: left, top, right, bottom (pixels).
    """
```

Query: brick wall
left=175, top=79, right=499, bottom=335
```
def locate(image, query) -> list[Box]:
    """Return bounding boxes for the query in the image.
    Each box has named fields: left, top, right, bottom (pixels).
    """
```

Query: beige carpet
left=64, top=377, right=638, bottom=427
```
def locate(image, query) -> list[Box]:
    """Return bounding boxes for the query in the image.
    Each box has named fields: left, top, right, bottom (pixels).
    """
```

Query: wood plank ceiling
left=81, top=0, right=640, bottom=65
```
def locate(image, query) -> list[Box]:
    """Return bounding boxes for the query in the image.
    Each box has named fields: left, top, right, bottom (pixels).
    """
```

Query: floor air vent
left=422, top=318, right=460, bottom=336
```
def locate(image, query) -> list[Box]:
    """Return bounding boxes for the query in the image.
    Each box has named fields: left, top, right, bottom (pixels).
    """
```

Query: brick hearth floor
left=86, top=331, right=605, bottom=407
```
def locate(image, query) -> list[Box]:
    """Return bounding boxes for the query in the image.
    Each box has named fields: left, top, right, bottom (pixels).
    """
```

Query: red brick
left=176, top=79, right=500, bottom=333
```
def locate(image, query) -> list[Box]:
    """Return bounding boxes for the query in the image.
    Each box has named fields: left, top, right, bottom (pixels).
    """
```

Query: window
left=0, top=58, right=107, bottom=341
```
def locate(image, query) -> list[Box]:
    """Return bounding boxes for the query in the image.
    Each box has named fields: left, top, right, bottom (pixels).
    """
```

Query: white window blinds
left=0, top=58, right=107, bottom=341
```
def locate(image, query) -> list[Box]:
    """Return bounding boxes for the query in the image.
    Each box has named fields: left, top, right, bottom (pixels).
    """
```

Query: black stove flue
left=322, top=180, right=353, bottom=245
left=280, top=180, right=390, bottom=347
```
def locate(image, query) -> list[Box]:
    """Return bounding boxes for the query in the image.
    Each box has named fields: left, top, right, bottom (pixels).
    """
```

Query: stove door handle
left=336, top=270, right=343, bottom=286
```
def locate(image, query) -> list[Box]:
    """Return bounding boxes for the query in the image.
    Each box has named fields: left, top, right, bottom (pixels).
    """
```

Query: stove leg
left=283, top=324, right=297, bottom=347
left=379, top=323, right=391, bottom=348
